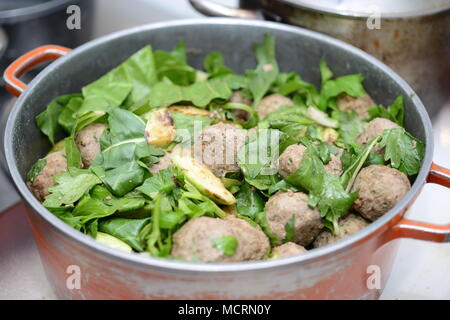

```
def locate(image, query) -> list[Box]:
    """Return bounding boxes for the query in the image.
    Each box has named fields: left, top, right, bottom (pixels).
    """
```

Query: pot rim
left=4, top=18, right=434, bottom=274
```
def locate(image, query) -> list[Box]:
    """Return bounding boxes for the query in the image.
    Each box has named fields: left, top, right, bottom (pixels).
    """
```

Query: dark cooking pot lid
left=278, top=0, right=450, bottom=18
left=0, top=0, right=80, bottom=24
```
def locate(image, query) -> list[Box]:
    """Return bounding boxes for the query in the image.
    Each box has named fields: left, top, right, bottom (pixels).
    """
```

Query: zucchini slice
left=144, top=108, right=176, bottom=148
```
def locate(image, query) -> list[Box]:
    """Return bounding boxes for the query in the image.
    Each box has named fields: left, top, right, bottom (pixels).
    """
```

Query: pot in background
left=3, top=19, right=450, bottom=299
left=189, top=0, right=450, bottom=117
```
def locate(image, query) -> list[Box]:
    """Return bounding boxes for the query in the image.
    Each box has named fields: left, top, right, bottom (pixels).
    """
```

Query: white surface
left=0, top=0, right=449, bottom=300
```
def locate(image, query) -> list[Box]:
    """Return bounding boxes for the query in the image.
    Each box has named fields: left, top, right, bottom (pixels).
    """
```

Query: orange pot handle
left=384, top=162, right=450, bottom=243
left=3, top=45, right=72, bottom=97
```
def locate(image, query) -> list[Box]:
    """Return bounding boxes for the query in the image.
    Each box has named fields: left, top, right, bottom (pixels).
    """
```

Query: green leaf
left=79, top=46, right=157, bottom=114
left=137, top=168, right=175, bottom=199
left=284, top=215, right=296, bottom=242
left=96, top=161, right=146, bottom=197
left=247, top=34, right=279, bottom=106
left=368, top=95, right=405, bottom=126
left=171, top=112, right=212, bottom=142
left=27, top=159, right=47, bottom=183
left=213, top=236, right=238, bottom=256
left=319, top=73, right=366, bottom=110
left=337, top=110, right=365, bottom=146
left=148, top=78, right=232, bottom=108
left=43, top=169, right=101, bottom=207
left=379, top=128, right=425, bottom=176
left=320, top=59, right=333, bottom=85
left=58, top=95, right=84, bottom=133
left=204, top=51, right=233, bottom=78
left=72, top=111, right=106, bottom=134
left=236, top=183, right=265, bottom=219
left=154, top=42, right=196, bottom=86
left=99, top=217, right=151, bottom=251
left=64, top=137, right=82, bottom=169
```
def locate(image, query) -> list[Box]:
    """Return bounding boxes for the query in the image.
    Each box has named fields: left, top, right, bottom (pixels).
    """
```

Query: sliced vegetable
left=144, top=108, right=176, bottom=148
left=95, top=232, right=133, bottom=253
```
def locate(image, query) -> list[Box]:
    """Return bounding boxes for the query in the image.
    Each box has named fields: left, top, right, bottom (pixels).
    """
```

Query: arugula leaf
left=368, top=95, right=405, bottom=126
left=148, top=79, right=232, bottom=108
left=79, top=46, right=157, bottom=114
left=99, top=217, right=151, bottom=251
left=43, top=169, right=101, bottom=207
left=285, top=145, right=357, bottom=232
left=36, top=94, right=79, bottom=144
left=137, top=168, right=175, bottom=199
left=204, top=51, right=233, bottom=78
left=236, top=182, right=265, bottom=219
left=379, top=128, right=424, bottom=176
left=154, top=42, right=196, bottom=86
left=64, top=137, right=82, bottom=169
left=213, top=236, right=238, bottom=256
left=247, top=34, right=279, bottom=106
left=27, top=159, right=47, bottom=183
left=147, top=193, right=162, bottom=256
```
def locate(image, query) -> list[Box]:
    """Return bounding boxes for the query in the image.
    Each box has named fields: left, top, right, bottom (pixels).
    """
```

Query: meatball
left=351, top=165, right=411, bottom=221
left=149, top=152, right=172, bottom=174
left=265, top=191, right=323, bottom=246
left=357, top=118, right=401, bottom=154
left=171, top=216, right=269, bottom=262
left=230, top=91, right=252, bottom=121
left=271, top=242, right=307, bottom=259
left=257, top=94, right=293, bottom=119
left=28, top=151, right=67, bottom=202
left=336, top=94, right=375, bottom=120
left=75, top=123, right=107, bottom=167
left=313, top=214, right=369, bottom=248
left=193, top=123, right=247, bottom=177
left=277, top=144, right=343, bottom=178
left=225, top=215, right=270, bottom=261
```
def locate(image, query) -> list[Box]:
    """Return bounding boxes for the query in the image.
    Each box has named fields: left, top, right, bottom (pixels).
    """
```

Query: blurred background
left=0, top=0, right=449, bottom=299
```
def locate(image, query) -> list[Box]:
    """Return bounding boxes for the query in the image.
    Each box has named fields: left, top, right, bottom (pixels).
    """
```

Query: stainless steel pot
left=189, top=0, right=450, bottom=117
left=3, top=19, right=450, bottom=299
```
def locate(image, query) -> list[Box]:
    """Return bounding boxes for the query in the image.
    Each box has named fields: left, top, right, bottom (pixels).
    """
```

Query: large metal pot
left=189, top=0, right=450, bottom=117
left=3, top=19, right=450, bottom=299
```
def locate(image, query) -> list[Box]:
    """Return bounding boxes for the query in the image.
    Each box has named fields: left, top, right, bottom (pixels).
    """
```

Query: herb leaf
left=368, top=95, right=405, bottom=126
left=213, top=236, right=238, bottom=256
left=27, top=159, right=47, bottom=183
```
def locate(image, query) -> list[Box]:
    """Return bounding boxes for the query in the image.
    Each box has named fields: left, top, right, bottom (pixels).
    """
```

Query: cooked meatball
left=230, top=91, right=252, bottom=121
left=193, top=123, right=247, bottom=177
left=336, top=94, right=375, bottom=120
left=351, top=165, right=411, bottom=221
left=271, top=242, right=307, bottom=259
left=225, top=215, right=270, bottom=261
left=28, top=151, right=67, bottom=202
left=149, top=152, right=172, bottom=174
left=171, top=216, right=269, bottom=262
left=313, top=214, right=369, bottom=248
left=277, top=144, right=343, bottom=178
left=265, top=191, right=323, bottom=246
left=357, top=118, right=401, bottom=154
left=75, top=123, right=107, bottom=167
left=257, top=94, right=293, bottom=119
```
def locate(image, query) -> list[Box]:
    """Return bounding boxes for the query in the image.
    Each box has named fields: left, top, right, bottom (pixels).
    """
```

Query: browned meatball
left=28, top=151, right=67, bottom=202
left=277, top=144, right=343, bottom=178
left=313, top=214, right=369, bottom=248
left=149, top=152, right=172, bottom=174
left=271, top=242, right=307, bottom=259
left=75, top=123, right=107, bottom=167
left=171, top=216, right=269, bottom=262
left=357, top=118, right=401, bottom=154
left=193, top=123, right=247, bottom=177
left=351, top=165, right=411, bottom=221
left=265, top=191, right=323, bottom=246
left=230, top=91, right=252, bottom=121
left=257, top=94, right=293, bottom=119
left=337, top=94, right=375, bottom=120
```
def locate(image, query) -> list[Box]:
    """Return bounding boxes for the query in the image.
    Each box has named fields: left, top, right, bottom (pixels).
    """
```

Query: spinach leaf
left=99, top=217, right=151, bottom=251
left=213, top=236, right=238, bottom=256
left=379, top=128, right=425, bottom=176
left=72, top=110, right=106, bottom=134
left=204, top=51, right=233, bottom=78
left=58, top=95, right=84, bottom=133
left=27, top=159, right=47, bottom=183
left=154, top=42, right=196, bottom=86
left=368, top=95, right=405, bottom=126
left=36, top=94, right=79, bottom=144
left=171, top=111, right=212, bottom=142
left=79, top=46, right=157, bottom=114
left=236, top=182, right=265, bottom=219
left=148, top=79, right=232, bottom=108
left=320, top=59, right=333, bottom=85
left=64, top=137, right=82, bottom=169
left=284, top=215, right=296, bottom=242
left=137, top=168, right=175, bottom=199
left=43, top=169, right=101, bottom=207
left=247, top=34, right=279, bottom=106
